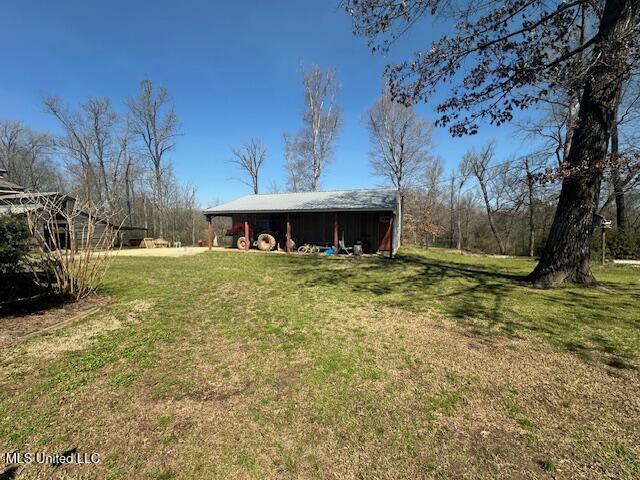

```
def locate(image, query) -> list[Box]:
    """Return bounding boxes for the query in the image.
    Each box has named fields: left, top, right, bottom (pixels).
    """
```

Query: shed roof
left=0, top=192, right=147, bottom=229
left=203, top=189, right=398, bottom=215
left=0, top=169, right=24, bottom=193
left=0, top=178, right=25, bottom=193
left=0, top=192, right=60, bottom=201
left=0, top=203, right=41, bottom=215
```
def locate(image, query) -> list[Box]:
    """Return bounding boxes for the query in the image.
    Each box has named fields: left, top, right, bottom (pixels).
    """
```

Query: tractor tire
left=257, top=233, right=276, bottom=251
left=237, top=236, right=248, bottom=250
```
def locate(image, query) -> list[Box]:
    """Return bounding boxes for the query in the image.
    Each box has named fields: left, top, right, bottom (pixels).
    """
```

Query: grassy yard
left=1, top=248, right=639, bottom=479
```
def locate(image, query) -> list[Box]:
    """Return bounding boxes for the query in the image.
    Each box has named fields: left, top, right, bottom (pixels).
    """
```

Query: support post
left=333, top=213, right=339, bottom=251
left=389, top=214, right=394, bottom=258
left=244, top=217, right=249, bottom=253
left=602, top=228, right=606, bottom=265
left=286, top=213, right=291, bottom=254
left=207, top=215, right=212, bottom=251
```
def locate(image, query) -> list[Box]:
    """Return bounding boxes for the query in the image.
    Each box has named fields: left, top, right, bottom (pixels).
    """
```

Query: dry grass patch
left=21, top=299, right=152, bottom=360
left=319, top=304, right=640, bottom=479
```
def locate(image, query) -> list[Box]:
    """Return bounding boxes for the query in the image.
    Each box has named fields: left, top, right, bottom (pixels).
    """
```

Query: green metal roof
left=203, top=189, right=399, bottom=215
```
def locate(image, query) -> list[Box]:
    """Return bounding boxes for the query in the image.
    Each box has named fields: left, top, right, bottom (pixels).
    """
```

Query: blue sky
left=1, top=0, right=528, bottom=206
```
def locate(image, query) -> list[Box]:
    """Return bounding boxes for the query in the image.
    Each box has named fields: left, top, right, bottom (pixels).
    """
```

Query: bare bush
left=22, top=194, right=122, bottom=299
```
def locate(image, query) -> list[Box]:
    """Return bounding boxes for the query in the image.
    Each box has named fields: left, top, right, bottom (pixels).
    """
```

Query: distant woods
left=0, top=121, right=61, bottom=192
left=1, top=80, right=203, bottom=244
left=4, top=62, right=637, bottom=260
left=360, top=86, right=640, bottom=259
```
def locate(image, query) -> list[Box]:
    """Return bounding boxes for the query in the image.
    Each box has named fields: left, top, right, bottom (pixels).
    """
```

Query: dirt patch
left=109, top=246, right=209, bottom=257
left=0, top=295, right=111, bottom=346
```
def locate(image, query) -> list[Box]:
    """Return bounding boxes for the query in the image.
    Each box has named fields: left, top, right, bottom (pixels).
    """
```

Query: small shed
left=203, top=188, right=401, bottom=256
left=0, top=191, right=147, bottom=249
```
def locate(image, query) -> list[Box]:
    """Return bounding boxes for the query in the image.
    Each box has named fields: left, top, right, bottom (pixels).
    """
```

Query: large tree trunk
left=528, top=0, right=639, bottom=287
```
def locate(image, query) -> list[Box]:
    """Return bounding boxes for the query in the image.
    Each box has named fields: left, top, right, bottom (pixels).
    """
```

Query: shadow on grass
left=0, top=466, right=21, bottom=480
left=0, top=292, right=69, bottom=319
left=290, top=252, right=524, bottom=328
left=284, top=251, right=638, bottom=366
left=0, top=272, right=65, bottom=318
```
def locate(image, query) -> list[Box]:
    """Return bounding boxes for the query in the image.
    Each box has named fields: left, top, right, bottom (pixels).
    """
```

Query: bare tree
left=283, top=133, right=307, bottom=192
left=116, top=127, right=138, bottom=226
left=0, top=120, right=60, bottom=192
left=454, top=162, right=472, bottom=251
left=0, top=121, right=21, bottom=173
left=402, top=187, right=442, bottom=247
left=366, top=90, right=434, bottom=243
left=284, top=65, right=341, bottom=191
left=417, top=157, right=445, bottom=246
left=465, top=144, right=509, bottom=255
left=43, top=96, right=119, bottom=205
left=86, top=98, right=118, bottom=209
left=229, top=139, right=267, bottom=194
left=266, top=180, right=281, bottom=194
left=127, top=79, right=180, bottom=238
left=366, top=90, right=434, bottom=191
left=463, top=142, right=524, bottom=255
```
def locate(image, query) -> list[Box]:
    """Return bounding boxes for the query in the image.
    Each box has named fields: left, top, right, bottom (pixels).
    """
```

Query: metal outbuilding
left=203, top=188, right=401, bottom=256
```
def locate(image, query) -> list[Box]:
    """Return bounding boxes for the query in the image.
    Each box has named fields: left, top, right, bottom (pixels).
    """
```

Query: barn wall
left=68, top=214, right=113, bottom=249
left=227, top=211, right=393, bottom=253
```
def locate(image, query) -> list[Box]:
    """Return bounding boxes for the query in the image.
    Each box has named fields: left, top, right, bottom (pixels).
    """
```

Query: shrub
left=607, top=231, right=640, bottom=260
left=591, top=229, right=640, bottom=261
left=0, top=214, right=30, bottom=274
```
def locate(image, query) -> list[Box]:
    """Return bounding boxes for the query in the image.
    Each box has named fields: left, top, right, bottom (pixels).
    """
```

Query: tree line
left=3, top=1, right=640, bottom=282
left=0, top=80, right=202, bottom=245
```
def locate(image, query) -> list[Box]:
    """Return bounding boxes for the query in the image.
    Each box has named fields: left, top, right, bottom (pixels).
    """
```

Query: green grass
left=1, top=247, right=638, bottom=479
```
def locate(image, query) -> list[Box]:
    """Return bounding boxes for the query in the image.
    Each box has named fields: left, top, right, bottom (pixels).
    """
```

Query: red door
left=378, top=215, right=391, bottom=252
